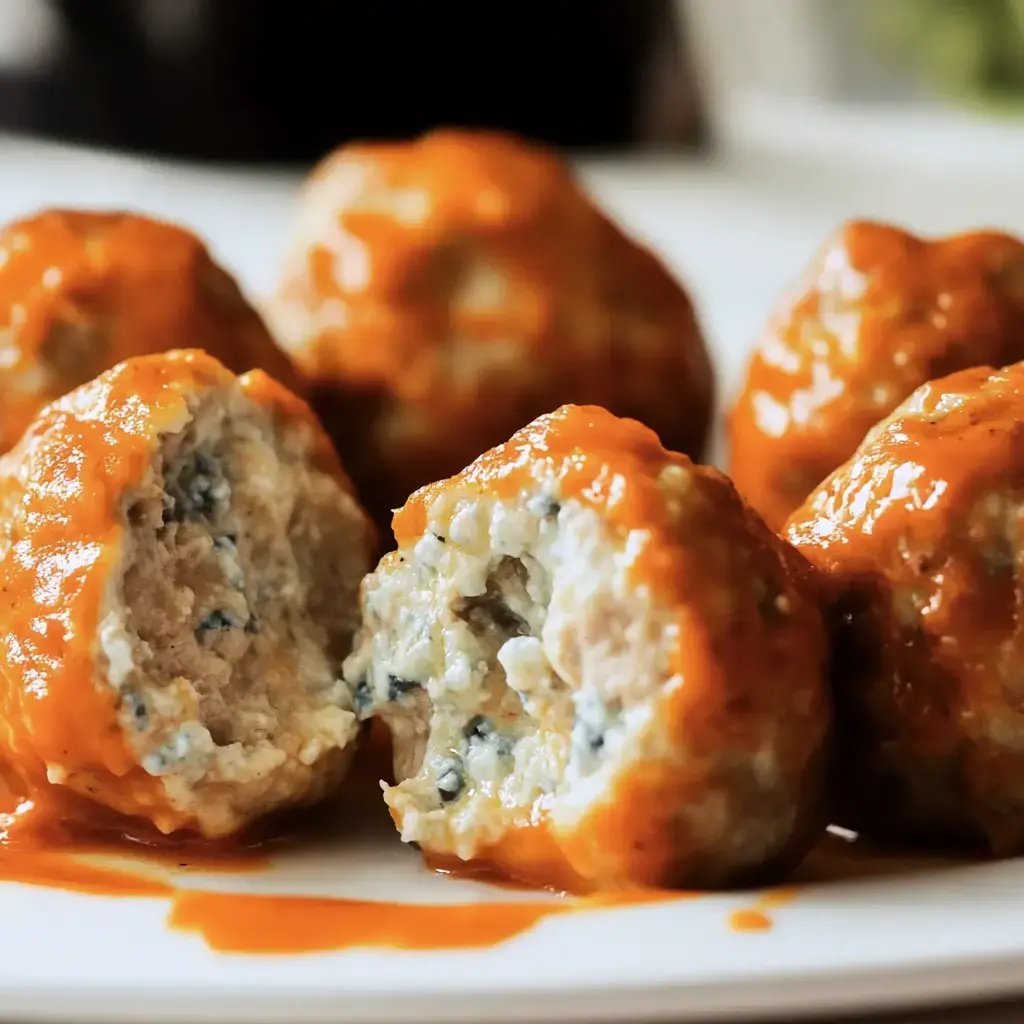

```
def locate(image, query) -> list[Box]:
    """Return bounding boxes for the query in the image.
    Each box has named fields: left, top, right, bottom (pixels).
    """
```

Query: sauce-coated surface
left=0, top=845, right=172, bottom=898
left=786, top=362, right=1024, bottom=853
left=731, top=220, right=1024, bottom=530
left=727, top=887, right=798, bottom=933
left=0, top=715, right=982, bottom=956
left=729, top=909, right=772, bottom=932
left=0, top=209, right=301, bottom=453
left=0, top=349, right=357, bottom=840
left=392, top=404, right=830, bottom=892
left=169, top=889, right=566, bottom=953
left=169, top=886, right=680, bottom=955
left=0, top=824, right=980, bottom=955
left=270, top=129, right=713, bottom=534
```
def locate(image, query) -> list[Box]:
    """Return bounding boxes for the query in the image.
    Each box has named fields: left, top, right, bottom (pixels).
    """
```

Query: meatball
left=730, top=219, right=1024, bottom=531
left=0, top=208, right=301, bottom=455
left=343, top=404, right=829, bottom=892
left=786, top=362, right=1024, bottom=854
left=268, top=129, right=714, bottom=535
left=0, top=349, right=374, bottom=840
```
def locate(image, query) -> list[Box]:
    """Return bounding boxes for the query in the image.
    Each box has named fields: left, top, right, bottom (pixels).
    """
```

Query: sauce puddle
left=0, top=746, right=691, bottom=955
left=0, top=826, right=986, bottom=953
left=0, top=845, right=173, bottom=898
left=168, top=886, right=680, bottom=954
left=728, top=887, right=799, bottom=933
left=0, top=758, right=989, bottom=958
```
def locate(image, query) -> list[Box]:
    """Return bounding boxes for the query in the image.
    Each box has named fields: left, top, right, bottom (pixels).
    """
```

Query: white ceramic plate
left=5, top=811, right=1024, bottom=1024
left=1, top=135, right=1024, bottom=1023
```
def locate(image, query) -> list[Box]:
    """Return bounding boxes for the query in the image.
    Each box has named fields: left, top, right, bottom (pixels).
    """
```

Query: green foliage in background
left=862, top=0, right=1024, bottom=104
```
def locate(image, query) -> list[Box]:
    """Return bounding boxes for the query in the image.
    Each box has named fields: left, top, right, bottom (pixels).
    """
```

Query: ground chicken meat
left=730, top=219, right=1024, bottom=530
left=786, top=362, right=1024, bottom=855
left=0, top=208, right=302, bottom=454
left=343, top=404, right=829, bottom=892
left=268, top=129, right=714, bottom=537
left=0, top=349, right=373, bottom=840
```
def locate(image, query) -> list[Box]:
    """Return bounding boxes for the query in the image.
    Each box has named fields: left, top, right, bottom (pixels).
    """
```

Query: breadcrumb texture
left=0, top=349, right=373, bottom=839
left=345, top=404, right=829, bottom=891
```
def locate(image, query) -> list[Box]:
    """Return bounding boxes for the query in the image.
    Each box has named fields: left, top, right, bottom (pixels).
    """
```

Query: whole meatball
left=343, top=404, right=829, bottom=892
left=268, top=129, right=714, bottom=535
left=0, top=350, right=373, bottom=840
left=786, top=362, right=1024, bottom=854
left=730, top=220, right=1024, bottom=531
left=0, top=208, right=301, bottom=454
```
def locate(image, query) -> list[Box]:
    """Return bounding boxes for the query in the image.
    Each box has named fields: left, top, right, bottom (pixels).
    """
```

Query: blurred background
left=0, top=0, right=705, bottom=161
left=0, top=0, right=1023, bottom=163
left=0, top=0, right=1022, bottom=430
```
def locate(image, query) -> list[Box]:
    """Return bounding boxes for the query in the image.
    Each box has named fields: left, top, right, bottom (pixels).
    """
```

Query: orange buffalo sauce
left=270, top=129, right=712, bottom=533
left=785, top=362, right=1024, bottom=855
left=0, top=349, right=365, bottom=843
left=0, top=208, right=301, bottom=454
left=0, top=792, right=687, bottom=955
left=730, top=220, right=1024, bottom=531
left=728, top=909, right=772, bottom=933
left=0, top=746, right=692, bottom=956
left=169, top=891, right=566, bottom=953
left=393, top=403, right=708, bottom=605
left=0, top=844, right=172, bottom=898
left=0, top=814, right=985, bottom=954
left=168, top=885, right=680, bottom=955
left=0, top=785, right=267, bottom=899
left=391, top=403, right=829, bottom=894
left=727, top=887, right=799, bottom=934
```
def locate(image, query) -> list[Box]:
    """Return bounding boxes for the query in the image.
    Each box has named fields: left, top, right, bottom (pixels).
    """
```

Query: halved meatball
left=0, top=208, right=301, bottom=454
left=343, top=405, right=829, bottom=891
left=0, top=349, right=373, bottom=839
left=268, top=129, right=714, bottom=536
left=730, top=220, right=1024, bottom=531
left=786, top=362, right=1024, bottom=855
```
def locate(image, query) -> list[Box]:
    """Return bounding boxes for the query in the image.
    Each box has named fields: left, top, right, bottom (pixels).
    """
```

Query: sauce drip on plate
left=0, top=845, right=172, bottom=898
left=728, top=888, right=799, bottom=933
left=168, top=886, right=679, bottom=955
left=0, top=829, right=986, bottom=954
left=0, top=747, right=986, bottom=955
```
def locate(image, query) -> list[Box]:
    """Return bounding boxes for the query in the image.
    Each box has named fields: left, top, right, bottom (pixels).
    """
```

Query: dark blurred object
left=0, top=0, right=705, bottom=163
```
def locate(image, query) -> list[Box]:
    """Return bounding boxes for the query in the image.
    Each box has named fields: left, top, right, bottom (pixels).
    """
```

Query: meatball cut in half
left=786, top=362, right=1024, bottom=855
left=0, top=208, right=301, bottom=454
left=269, top=129, right=714, bottom=534
left=0, top=349, right=373, bottom=839
left=344, top=405, right=830, bottom=892
left=730, top=220, right=1024, bottom=531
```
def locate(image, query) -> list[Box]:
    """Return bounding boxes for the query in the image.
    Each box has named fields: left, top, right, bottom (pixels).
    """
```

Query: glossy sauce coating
left=169, top=886, right=673, bottom=954
left=786, top=362, right=1024, bottom=852
left=0, top=747, right=980, bottom=957
left=0, top=826, right=978, bottom=955
left=0, top=849, right=172, bottom=897
left=0, top=837, right=678, bottom=954
left=395, top=404, right=830, bottom=891
left=270, top=129, right=713, bottom=535
left=169, top=889, right=566, bottom=952
left=727, top=886, right=798, bottom=933
left=731, top=220, right=1024, bottom=530
left=0, top=209, right=301, bottom=454
left=728, top=909, right=772, bottom=932
left=0, top=349, right=358, bottom=840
